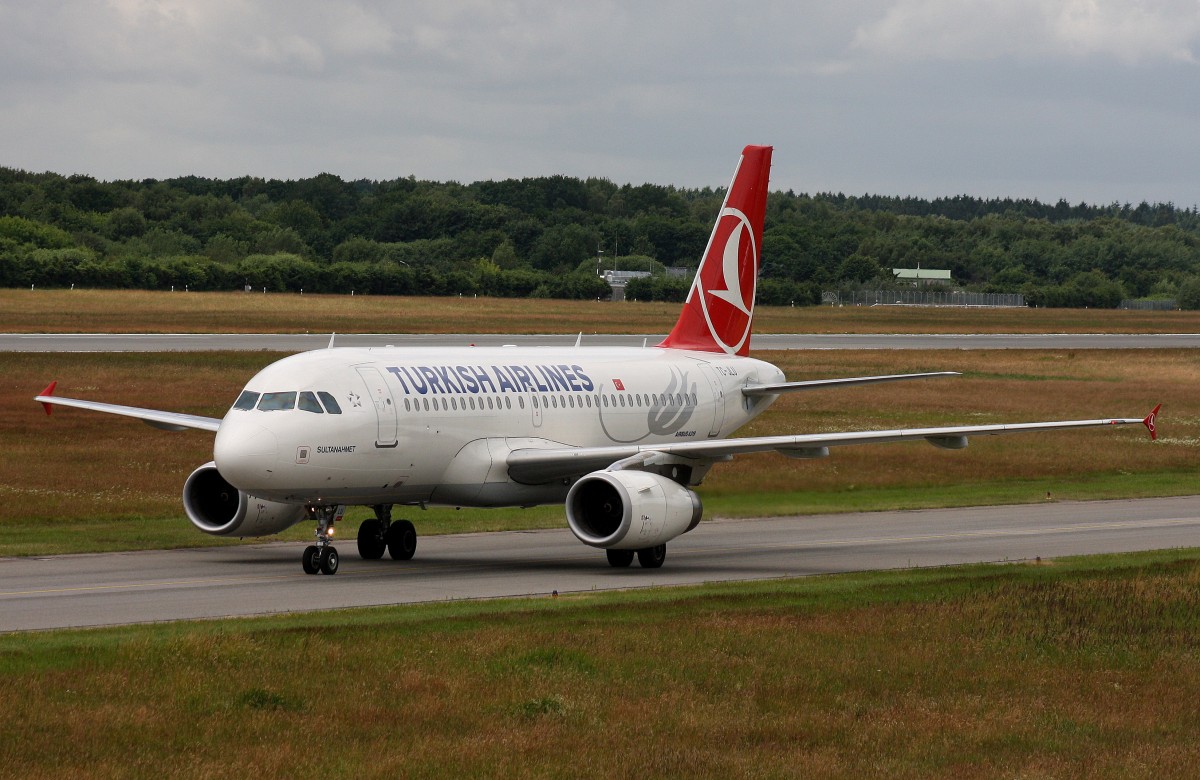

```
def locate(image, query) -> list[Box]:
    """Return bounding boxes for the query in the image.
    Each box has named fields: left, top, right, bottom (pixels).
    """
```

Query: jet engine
left=565, top=470, right=702, bottom=549
left=182, top=462, right=306, bottom=537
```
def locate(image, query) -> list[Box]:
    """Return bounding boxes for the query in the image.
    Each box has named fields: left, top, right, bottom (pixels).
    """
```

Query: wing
left=506, top=406, right=1161, bottom=484
left=35, top=382, right=222, bottom=433
left=741, top=372, right=960, bottom=397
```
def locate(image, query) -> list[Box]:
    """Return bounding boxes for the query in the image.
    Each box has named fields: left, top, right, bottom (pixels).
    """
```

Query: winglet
left=38, top=381, right=58, bottom=416
left=1142, top=403, right=1162, bottom=441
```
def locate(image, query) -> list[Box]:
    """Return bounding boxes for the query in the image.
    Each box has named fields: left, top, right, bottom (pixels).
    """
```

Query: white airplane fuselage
left=214, top=346, right=785, bottom=507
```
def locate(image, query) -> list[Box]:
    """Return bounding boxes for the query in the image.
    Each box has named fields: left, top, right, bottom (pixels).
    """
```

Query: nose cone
left=214, top=421, right=279, bottom=488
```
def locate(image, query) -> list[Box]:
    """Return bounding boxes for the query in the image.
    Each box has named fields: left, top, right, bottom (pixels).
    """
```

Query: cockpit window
left=317, top=392, right=342, bottom=414
left=298, top=391, right=323, bottom=414
left=233, top=390, right=260, bottom=411
left=258, top=391, right=297, bottom=411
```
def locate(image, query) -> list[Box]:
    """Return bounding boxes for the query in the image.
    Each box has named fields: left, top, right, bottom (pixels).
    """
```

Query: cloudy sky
left=3, top=1, right=1200, bottom=205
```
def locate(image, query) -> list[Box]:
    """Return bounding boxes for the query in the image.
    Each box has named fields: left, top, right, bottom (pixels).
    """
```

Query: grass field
left=1, top=347, right=1194, bottom=556
left=2, top=549, right=1199, bottom=778
left=5, top=287, right=1200, bottom=334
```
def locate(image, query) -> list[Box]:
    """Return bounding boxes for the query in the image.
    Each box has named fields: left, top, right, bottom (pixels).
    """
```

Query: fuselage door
left=698, top=363, right=725, bottom=438
left=355, top=365, right=399, bottom=448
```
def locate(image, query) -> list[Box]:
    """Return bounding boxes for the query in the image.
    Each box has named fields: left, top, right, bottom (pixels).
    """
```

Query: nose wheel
left=303, top=505, right=344, bottom=575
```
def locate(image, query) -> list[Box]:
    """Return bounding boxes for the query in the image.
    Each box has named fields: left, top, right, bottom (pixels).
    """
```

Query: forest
left=3, top=166, right=1200, bottom=308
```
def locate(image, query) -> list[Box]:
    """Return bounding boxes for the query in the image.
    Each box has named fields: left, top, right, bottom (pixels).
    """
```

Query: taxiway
left=1, top=496, right=1195, bottom=632
left=3, top=332, right=1200, bottom=352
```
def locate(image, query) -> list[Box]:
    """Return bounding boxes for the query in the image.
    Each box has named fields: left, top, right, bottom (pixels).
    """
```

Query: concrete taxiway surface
left=3, top=332, right=1200, bottom=352
left=1, top=496, right=1196, bottom=632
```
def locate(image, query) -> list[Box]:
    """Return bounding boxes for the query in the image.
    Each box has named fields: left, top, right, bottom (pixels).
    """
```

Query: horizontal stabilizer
left=741, top=372, right=960, bottom=397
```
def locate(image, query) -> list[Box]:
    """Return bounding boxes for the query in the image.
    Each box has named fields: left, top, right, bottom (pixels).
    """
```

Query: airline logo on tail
left=660, top=145, right=772, bottom=357
left=697, top=205, right=757, bottom=353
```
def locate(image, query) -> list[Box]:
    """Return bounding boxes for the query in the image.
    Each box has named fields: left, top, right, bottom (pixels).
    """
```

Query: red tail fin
left=659, top=145, right=772, bottom=356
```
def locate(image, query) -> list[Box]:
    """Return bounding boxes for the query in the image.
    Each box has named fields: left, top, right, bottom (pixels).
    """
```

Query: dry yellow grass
left=5, top=288, right=1200, bottom=333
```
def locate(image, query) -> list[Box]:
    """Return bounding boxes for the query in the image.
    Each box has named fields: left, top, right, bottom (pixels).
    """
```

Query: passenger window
left=519, top=397, right=525, bottom=410
left=298, top=391, right=323, bottom=414
left=505, top=397, right=511, bottom=409
left=317, top=392, right=342, bottom=414
left=258, top=391, right=297, bottom=411
left=404, top=398, right=411, bottom=411
left=233, top=390, right=259, bottom=411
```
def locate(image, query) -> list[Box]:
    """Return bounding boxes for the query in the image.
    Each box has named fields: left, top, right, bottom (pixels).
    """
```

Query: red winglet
left=39, top=381, right=57, bottom=416
left=1142, top=403, right=1162, bottom=441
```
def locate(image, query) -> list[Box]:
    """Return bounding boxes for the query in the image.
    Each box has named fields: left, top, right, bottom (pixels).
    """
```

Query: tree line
left=3, top=166, right=1200, bottom=307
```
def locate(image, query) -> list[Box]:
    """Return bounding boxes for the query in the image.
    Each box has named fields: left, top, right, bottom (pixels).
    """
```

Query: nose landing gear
left=302, top=505, right=344, bottom=575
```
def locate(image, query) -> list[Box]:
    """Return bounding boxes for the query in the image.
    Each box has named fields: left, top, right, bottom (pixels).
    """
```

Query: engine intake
left=566, top=470, right=702, bottom=549
left=183, top=462, right=306, bottom=537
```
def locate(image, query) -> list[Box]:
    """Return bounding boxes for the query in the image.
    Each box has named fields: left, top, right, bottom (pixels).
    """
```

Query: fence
left=1119, top=299, right=1177, bottom=311
left=827, top=290, right=1026, bottom=307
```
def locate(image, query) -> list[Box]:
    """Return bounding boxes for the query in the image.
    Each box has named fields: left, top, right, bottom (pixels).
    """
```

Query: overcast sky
left=3, top=1, right=1200, bottom=206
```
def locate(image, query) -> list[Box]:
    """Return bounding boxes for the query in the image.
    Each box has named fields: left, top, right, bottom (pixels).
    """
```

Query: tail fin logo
left=658, top=145, right=771, bottom=357
left=695, top=206, right=757, bottom=354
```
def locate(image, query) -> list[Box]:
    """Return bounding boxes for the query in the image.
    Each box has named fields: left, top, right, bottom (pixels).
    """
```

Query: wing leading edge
left=36, top=382, right=222, bottom=432
left=506, top=407, right=1161, bottom=485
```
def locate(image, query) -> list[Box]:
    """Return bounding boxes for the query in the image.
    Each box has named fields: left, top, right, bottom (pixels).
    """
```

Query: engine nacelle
left=182, top=462, right=306, bottom=537
left=566, top=470, right=702, bottom=550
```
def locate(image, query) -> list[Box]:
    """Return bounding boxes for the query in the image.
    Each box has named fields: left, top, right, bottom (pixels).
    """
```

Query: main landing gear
left=302, top=504, right=344, bottom=575
left=356, top=504, right=417, bottom=562
left=606, top=544, right=667, bottom=569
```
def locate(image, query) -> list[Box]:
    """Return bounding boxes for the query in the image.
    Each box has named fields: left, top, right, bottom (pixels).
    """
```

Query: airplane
left=35, top=145, right=1161, bottom=575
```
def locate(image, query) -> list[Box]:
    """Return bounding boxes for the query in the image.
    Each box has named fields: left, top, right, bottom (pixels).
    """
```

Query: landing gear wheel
left=606, top=549, right=635, bottom=568
left=637, top=544, right=667, bottom=569
left=302, top=545, right=320, bottom=575
left=386, top=520, right=417, bottom=560
left=357, top=519, right=386, bottom=560
left=319, top=546, right=340, bottom=575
